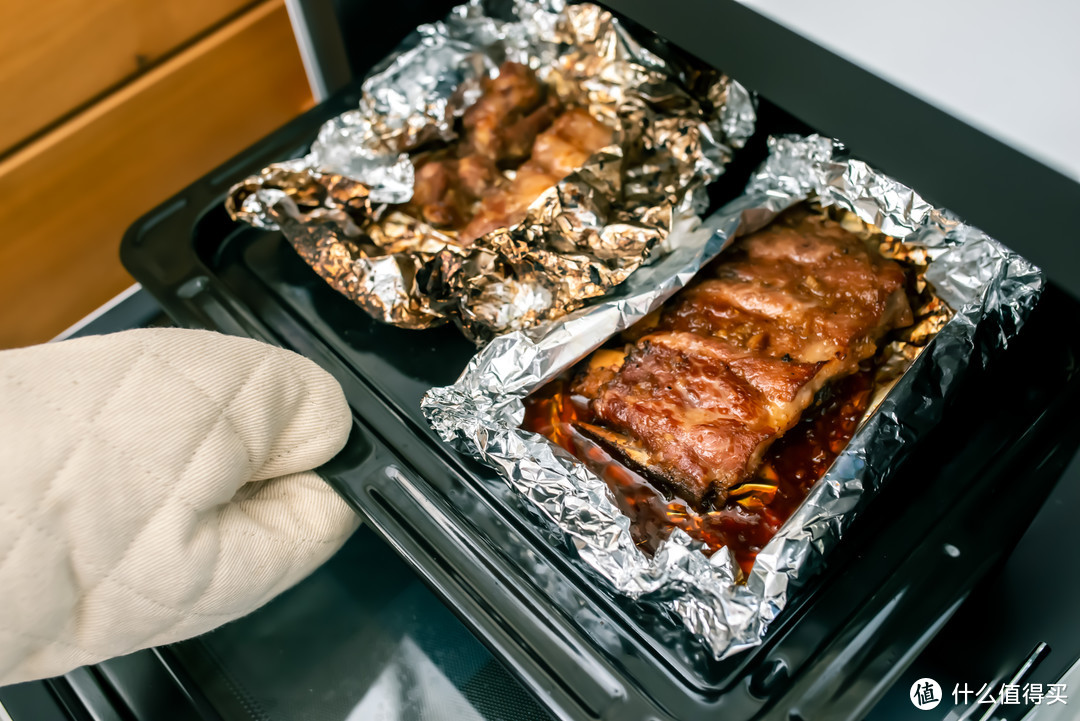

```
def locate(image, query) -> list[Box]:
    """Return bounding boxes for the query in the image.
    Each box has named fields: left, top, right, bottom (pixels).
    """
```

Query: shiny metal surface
left=229, top=0, right=754, bottom=342
left=958, top=643, right=1050, bottom=721
left=52, top=284, right=143, bottom=341
left=284, top=0, right=352, bottom=102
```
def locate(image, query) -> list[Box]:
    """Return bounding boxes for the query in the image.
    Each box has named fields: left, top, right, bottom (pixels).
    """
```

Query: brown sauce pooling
left=522, top=369, right=873, bottom=577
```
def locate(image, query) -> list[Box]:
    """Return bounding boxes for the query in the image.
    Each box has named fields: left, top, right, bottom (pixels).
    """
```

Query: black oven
left=4, top=2, right=1079, bottom=719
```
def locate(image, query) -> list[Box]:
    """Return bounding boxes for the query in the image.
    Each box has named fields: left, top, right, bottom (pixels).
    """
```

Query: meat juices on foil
left=573, top=210, right=914, bottom=508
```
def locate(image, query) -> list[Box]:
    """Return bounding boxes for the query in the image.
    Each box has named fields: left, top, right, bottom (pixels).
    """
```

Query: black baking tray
left=121, top=69, right=1080, bottom=719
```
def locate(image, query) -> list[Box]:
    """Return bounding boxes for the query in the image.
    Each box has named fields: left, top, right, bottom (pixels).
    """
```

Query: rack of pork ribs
left=405, top=61, right=613, bottom=243
left=523, top=208, right=914, bottom=573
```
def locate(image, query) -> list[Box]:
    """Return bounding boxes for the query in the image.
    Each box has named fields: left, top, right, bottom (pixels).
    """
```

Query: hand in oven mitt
left=0, top=328, right=358, bottom=685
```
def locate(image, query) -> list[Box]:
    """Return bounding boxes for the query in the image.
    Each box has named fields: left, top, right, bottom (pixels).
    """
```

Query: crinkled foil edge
left=227, top=0, right=757, bottom=343
left=421, top=134, right=1045, bottom=659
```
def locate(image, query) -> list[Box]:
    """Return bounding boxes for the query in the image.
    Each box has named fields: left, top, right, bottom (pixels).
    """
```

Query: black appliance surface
left=869, top=441, right=1080, bottom=720
left=0, top=289, right=552, bottom=721
left=114, top=58, right=1080, bottom=718
left=168, top=523, right=552, bottom=721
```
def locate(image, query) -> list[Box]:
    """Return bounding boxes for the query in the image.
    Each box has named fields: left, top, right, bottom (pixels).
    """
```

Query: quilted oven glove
left=0, top=328, right=359, bottom=685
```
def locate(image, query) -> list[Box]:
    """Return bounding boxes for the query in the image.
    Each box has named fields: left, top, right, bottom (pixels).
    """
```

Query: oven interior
left=115, top=6, right=1080, bottom=720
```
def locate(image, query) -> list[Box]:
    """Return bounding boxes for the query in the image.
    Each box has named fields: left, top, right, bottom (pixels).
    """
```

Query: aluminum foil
left=227, top=0, right=754, bottom=343
left=421, top=134, right=1045, bottom=659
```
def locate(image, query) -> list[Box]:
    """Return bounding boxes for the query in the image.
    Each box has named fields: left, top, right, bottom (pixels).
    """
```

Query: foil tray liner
left=422, top=134, right=1045, bottom=660
left=226, top=0, right=755, bottom=344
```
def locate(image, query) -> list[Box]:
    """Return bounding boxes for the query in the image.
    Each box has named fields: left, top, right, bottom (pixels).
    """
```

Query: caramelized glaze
left=522, top=370, right=872, bottom=576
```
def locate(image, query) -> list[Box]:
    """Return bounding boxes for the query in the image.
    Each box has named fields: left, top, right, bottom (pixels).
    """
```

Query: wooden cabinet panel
left=0, top=0, right=313, bottom=349
left=0, top=0, right=259, bottom=155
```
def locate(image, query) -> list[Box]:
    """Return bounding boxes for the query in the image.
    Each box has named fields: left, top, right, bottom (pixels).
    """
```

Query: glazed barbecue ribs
left=408, top=61, right=612, bottom=242
left=573, top=211, right=913, bottom=508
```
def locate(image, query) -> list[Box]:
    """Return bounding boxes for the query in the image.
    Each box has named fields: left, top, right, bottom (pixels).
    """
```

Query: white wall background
left=737, top=0, right=1080, bottom=181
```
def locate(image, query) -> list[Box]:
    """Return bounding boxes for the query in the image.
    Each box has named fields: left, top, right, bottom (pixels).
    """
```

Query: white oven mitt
left=0, top=328, right=359, bottom=685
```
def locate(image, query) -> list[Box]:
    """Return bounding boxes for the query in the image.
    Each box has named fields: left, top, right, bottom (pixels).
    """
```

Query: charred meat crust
left=573, top=210, right=913, bottom=509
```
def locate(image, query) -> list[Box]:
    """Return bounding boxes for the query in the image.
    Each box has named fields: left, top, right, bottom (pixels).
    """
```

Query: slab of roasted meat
left=462, top=62, right=560, bottom=164
left=460, top=108, right=613, bottom=242
left=407, top=61, right=612, bottom=242
left=572, top=211, right=913, bottom=508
